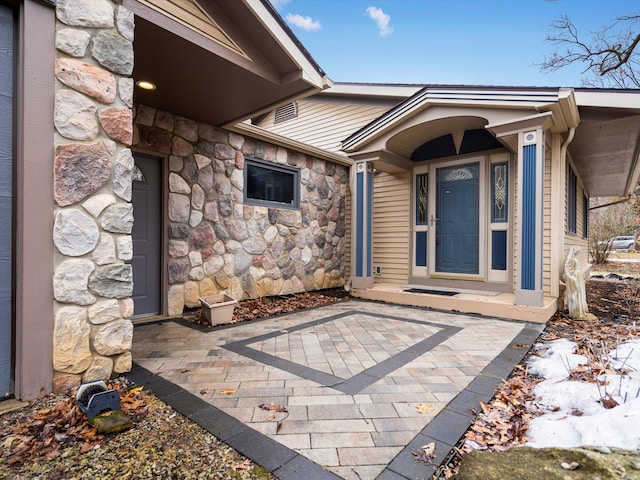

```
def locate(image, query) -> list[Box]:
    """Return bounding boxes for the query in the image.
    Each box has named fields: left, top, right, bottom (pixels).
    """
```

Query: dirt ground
left=1, top=270, right=638, bottom=479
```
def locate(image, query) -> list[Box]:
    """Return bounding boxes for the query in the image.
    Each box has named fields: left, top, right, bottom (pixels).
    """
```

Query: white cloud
left=366, top=6, right=393, bottom=37
left=270, top=0, right=292, bottom=11
left=286, top=13, right=321, bottom=31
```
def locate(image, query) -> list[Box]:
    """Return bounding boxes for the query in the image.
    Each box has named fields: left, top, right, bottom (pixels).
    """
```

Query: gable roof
left=342, top=84, right=640, bottom=197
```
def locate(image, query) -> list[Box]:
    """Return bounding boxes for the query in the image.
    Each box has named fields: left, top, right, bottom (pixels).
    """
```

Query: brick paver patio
left=129, top=300, right=543, bottom=480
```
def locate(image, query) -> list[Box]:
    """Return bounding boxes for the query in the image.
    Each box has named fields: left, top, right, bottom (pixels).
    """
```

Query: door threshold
left=131, top=314, right=179, bottom=325
left=404, top=284, right=500, bottom=296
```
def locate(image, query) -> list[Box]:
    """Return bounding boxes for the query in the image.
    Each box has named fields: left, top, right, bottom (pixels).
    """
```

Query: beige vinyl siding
left=257, top=100, right=389, bottom=154
left=372, top=171, right=410, bottom=284
left=564, top=161, right=589, bottom=270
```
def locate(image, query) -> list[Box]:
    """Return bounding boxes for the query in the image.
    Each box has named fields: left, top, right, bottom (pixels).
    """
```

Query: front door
left=0, top=3, right=14, bottom=397
left=435, top=162, right=480, bottom=274
left=131, top=154, right=162, bottom=317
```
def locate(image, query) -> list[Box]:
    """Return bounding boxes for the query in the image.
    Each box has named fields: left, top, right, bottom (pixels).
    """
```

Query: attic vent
left=274, top=102, right=298, bottom=124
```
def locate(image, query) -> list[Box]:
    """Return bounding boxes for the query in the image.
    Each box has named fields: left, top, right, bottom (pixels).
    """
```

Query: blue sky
left=271, top=0, right=639, bottom=87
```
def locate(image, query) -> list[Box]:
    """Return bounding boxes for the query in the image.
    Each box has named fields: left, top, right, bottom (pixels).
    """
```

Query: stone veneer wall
left=133, top=106, right=348, bottom=316
left=51, top=0, right=135, bottom=392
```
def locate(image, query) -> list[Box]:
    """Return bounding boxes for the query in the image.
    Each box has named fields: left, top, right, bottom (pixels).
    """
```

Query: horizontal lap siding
left=258, top=101, right=389, bottom=153
left=564, top=179, right=589, bottom=270
left=373, top=171, right=410, bottom=284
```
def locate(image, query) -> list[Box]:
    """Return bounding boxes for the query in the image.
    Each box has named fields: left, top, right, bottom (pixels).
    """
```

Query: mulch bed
left=184, top=287, right=351, bottom=327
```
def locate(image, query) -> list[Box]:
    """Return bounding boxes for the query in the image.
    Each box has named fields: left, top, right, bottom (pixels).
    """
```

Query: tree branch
left=538, top=13, right=640, bottom=88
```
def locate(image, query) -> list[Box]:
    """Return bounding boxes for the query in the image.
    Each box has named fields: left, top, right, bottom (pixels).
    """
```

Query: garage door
left=0, top=3, right=14, bottom=398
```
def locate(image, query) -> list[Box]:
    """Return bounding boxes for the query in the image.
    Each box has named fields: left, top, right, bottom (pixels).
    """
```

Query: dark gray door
left=131, top=154, right=162, bottom=317
left=0, top=3, right=14, bottom=397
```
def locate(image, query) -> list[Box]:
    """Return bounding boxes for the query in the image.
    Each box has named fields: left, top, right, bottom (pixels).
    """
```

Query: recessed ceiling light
left=136, top=80, right=156, bottom=91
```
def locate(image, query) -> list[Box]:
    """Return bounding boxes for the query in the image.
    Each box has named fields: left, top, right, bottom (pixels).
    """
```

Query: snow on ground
left=525, top=338, right=640, bottom=450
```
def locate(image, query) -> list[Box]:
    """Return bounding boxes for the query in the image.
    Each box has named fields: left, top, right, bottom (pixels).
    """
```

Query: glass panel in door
left=412, top=168, right=428, bottom=276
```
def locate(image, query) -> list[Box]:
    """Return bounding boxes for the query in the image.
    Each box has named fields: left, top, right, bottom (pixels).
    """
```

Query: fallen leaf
left=219, top=388, right=237, bottom=396
left=263, top=413, right=277, bottom=422
left=231, top=459, right=253, bottom=472
left=414, top=402, right=435, bottom=414
left=3, top=435, right=23, bottom=448
left=600, top=394, right=619, bottom=409
left=422, top=442, right=436, bottom=456
left=412, top=442, right=436, bottom=465
left=258, top=403, right=288, bottom=413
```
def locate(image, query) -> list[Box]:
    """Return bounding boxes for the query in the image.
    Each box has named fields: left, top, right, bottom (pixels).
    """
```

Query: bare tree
left=540, top=14, right=640, bottom=88
left=589, top=199, right=637, bottom=264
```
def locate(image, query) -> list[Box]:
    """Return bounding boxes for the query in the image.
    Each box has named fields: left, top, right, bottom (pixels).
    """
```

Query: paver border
left=128, top=307, right=545, bottom=479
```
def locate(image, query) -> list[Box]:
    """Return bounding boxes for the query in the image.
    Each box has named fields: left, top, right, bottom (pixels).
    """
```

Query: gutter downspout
left=561, top=127, right=576, bottom=162
left=552, top=127, right=576, bottom=301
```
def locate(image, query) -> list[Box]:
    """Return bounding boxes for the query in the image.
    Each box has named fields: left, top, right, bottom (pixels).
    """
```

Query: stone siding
left=52, top=0, right=135, bottom=390
left=133, top=107, right=348, bottom=315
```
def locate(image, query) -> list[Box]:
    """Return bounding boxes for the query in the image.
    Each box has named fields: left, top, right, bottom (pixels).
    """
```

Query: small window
left=491, top=162, right=508, bottom=222
left=567, top=165, right=577, bottom=234
left=274, top=102, right=298, bottom=124
left=244, top=158, right=299, bottom=209
left=415, top=173, right=428, bottom=225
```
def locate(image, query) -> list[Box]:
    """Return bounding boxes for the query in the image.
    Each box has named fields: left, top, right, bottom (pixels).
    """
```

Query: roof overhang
left=123, top=0, right=331, bottom=127
left=567, top=90, right=640, bottom=197
left=569, top=114, right=640, bottom=196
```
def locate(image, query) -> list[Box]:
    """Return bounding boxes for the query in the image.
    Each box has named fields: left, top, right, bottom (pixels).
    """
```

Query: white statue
left=563, top=246, right=596, bottom=320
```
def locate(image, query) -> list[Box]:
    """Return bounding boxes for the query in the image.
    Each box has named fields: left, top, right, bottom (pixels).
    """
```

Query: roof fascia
left=322, top=84, right=424, bottom=99
left=574, top=90, right=640, bottom=109
left=246, top=0, right=331, bottom=89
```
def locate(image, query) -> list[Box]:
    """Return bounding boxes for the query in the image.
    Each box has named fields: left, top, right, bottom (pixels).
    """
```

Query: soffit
left=569, top=113, right=640, bottom=197
left=124, top=0, right=328, bottom=126
left=386, top=116, right=488, bottom=158
left=137, top=0, right=248, bottom=59
left=364, top=106, right=537, bottom=159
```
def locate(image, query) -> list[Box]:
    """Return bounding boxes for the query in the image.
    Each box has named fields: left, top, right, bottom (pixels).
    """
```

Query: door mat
left=404, top=288, right=457, bottom=296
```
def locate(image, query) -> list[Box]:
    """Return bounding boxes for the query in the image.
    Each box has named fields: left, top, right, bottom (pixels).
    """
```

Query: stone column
left=52, top=0, right=135, bottom=391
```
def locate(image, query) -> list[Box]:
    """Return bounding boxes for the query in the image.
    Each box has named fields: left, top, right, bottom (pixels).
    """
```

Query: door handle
left=430, top=214, right=439, bottom=226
